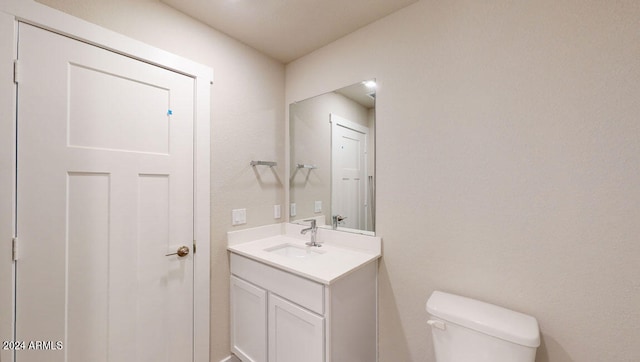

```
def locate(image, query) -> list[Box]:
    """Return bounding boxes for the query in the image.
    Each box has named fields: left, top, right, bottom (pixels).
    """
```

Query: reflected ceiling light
left=363, top=80, right=377, bottom=88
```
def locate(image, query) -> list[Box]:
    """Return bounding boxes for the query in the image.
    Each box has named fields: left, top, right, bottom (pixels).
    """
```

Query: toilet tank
left=426, top=291, right=540, bottom=362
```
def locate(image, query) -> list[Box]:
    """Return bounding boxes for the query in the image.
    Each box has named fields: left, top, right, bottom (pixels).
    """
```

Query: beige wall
left=287, top=1, right=640, bottom=361
left=34, top=0, right=285, bottom=360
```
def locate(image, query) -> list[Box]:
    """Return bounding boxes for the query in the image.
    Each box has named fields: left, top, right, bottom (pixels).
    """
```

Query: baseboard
left=219, top=355, right=241, bottom=362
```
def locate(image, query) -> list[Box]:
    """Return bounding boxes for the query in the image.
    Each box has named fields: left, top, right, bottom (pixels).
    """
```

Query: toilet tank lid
left=426, top=291, right=540, bottom=348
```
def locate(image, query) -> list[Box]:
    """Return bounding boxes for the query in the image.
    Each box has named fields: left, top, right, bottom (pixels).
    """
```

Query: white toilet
left=426, top=291, right=540, bottom=362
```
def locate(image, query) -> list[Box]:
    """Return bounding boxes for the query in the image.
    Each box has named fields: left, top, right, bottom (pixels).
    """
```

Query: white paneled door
left=331, top=114, right=368, bottom=231
left=15, top=23, right=195, bottom=362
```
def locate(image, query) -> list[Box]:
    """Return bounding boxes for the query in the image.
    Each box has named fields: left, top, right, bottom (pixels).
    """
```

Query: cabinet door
left=268, top=294, right=324, bottom=362
left=231, top=276, right=267, bottom=362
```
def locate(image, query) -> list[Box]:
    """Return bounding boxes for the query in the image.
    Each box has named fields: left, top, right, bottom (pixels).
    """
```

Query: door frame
left=0, top=2, right=212, bottom=362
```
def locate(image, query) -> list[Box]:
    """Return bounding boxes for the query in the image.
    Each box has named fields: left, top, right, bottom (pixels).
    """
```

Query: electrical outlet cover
left=232, top=208, right=246, bottom=225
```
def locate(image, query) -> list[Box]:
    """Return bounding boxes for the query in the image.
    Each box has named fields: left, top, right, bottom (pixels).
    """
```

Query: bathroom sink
left=264, top=243, right=325, bottom=259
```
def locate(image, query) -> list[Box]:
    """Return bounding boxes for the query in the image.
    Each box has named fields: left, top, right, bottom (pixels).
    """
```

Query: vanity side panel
left=329, top=260, right=378, bottom=362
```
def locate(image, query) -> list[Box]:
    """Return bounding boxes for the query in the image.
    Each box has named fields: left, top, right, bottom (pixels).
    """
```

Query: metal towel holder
left=296, top=163, right=317, bottom=169
left=250, top=160, right=277, bottom=167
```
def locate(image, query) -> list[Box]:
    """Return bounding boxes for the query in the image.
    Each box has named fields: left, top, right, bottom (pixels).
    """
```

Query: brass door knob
left=166, top=246, right=190, bottom=257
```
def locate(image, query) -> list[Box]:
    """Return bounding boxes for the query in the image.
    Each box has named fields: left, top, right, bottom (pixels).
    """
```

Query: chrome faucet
left=300, top=219, right=321, bottom=247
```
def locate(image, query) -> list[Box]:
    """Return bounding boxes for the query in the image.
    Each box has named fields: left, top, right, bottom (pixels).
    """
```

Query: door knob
left=166, top=246, right=190, bottom=257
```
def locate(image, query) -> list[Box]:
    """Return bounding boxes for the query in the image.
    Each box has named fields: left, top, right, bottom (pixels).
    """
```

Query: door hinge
left=12, top=237, right=19, bottom=261
left=13, top=60, right=20, bottom=84
left=193, top=240, right=196, bottom=254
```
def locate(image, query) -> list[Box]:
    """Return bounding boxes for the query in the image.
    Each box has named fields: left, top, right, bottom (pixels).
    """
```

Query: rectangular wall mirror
left=289, top=80, right=376, bottom=235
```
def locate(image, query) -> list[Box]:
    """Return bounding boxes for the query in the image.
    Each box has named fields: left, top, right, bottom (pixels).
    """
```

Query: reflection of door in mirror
left=289, top=79, right=375, bottom=235
left=331, top=114, right=368, bottom=231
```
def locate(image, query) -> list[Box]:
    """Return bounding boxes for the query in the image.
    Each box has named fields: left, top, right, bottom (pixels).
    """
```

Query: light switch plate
left=274, top=205, right=281, bottom=219
left=314, top=201, right=322, bottom=213
left=290, top=203, right=296, bottom=217
left=232, top=208, right=246, bottom=225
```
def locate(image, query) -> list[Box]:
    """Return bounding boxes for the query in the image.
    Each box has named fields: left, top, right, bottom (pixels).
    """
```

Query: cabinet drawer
left=231, top=253, right=324, bottom=314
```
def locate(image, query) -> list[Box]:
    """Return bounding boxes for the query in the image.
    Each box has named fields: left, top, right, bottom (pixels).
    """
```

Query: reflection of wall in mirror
left=290, top=91, right=373, bottom=226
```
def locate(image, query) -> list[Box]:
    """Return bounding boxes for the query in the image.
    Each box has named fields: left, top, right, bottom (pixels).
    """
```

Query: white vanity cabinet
left=230, top=253, right=378, bottom=362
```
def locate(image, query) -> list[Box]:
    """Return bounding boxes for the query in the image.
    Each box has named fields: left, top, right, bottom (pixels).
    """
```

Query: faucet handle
left=303, top=219, right=317, bottom=228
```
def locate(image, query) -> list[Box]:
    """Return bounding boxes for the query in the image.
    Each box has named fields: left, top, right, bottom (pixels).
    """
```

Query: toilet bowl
left=426, top=291, right=540, bottom=362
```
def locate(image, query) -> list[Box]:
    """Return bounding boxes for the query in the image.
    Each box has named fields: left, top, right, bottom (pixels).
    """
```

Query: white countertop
left=227, top=223, right=381, bottom=284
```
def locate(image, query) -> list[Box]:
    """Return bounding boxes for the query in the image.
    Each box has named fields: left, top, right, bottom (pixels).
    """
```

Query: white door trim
left=330, top=113, right=370, bottom=135
left=0, top=10, right=17, bottom=362
left=0, top=2, right=212, bottom=362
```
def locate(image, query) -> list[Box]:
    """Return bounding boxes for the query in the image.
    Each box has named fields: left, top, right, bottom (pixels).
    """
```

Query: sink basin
left=265, top=243, right=325, bottom=259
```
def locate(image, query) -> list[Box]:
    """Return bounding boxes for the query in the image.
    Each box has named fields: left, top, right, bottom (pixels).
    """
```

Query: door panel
left=67, top=173, right=110, bottom=361
left=15, top=23, right=194, bottom=362
left=68, top=63, right=171, bottom=154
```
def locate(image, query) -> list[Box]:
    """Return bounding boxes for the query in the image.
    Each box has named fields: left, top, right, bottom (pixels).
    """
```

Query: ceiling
left=160, top=0, right=419, bottom=63
left=336, top=81, right=376, bottom=109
